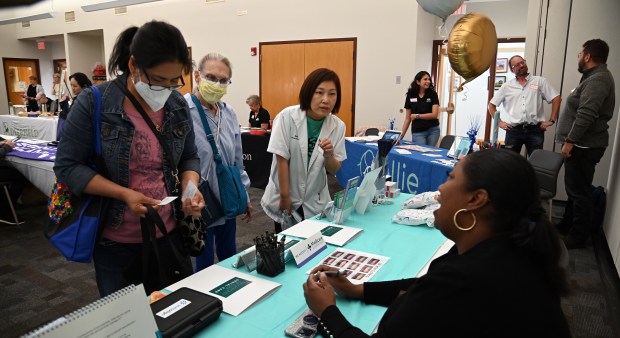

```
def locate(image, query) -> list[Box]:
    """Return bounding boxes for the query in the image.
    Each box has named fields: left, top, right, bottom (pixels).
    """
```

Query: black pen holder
left=256, top=246, right=285, bottom=277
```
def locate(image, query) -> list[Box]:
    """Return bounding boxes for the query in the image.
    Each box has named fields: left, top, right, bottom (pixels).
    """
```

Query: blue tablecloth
left=337, top=140, right=453, bottom=194
left=191, top=193, right=447, bottom=337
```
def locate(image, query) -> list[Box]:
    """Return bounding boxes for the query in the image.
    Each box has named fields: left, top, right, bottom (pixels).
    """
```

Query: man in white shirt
left=488, top=56, right=561, bottom=156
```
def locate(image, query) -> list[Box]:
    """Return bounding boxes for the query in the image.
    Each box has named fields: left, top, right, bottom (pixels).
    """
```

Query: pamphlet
left=280, top=219, right=363, bottom=247
left=307, top=248, right=390, bottom=284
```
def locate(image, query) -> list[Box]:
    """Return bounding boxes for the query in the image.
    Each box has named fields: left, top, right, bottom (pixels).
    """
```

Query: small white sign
left=156, top=298, right=192, bottom=319
left=289, top=232, right=327, bottom=267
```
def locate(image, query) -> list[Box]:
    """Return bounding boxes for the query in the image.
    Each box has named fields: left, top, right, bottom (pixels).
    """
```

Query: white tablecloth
left=0, top=114, right=58, bottom=141
left=4, top=155, right=55, bottom=195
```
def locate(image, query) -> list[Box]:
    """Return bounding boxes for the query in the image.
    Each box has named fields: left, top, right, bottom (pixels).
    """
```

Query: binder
left=22, top=284, right=158, bottom=338
left=151, top=287, right=223, bottom=337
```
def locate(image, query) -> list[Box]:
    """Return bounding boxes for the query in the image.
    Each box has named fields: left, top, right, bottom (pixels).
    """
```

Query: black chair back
left=365, top=128, right=379, bottom=136
left=439, top=135, right=455, bottom=149
left=528, top=149, right=564, bottom=199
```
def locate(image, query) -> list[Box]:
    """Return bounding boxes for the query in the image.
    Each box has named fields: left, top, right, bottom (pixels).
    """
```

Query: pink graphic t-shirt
left=102, top=102, right=176, bottom=243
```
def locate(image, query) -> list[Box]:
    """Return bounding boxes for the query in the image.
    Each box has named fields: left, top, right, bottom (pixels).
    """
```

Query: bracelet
left=549, top=119, right=556, bottom=124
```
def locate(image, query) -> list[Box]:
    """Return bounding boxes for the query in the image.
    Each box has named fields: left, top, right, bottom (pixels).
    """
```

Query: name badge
left=530, top=84, right=539, bottom=90
left=410, top=98, right=417, bottom=102
left=426, top=98, right=431, bottom=102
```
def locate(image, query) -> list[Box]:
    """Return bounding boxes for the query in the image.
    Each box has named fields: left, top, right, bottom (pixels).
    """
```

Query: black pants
left=505, top=124, right=544, bottom=156
left=274, top=206, right=305, bottom=233
left=561, top=146, right=605, bottom=241
left=0, top=165, right=27, bottom=217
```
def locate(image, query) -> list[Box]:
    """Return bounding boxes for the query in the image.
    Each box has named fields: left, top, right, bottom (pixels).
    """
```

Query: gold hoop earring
left=453, top=208, right=476, bottom=231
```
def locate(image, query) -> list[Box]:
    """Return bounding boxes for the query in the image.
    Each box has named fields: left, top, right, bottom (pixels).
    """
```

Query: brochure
left=280, top=219, right=363, bottom=247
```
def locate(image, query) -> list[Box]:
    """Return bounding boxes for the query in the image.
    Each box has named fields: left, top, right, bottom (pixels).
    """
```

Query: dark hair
left=69, top=72, right=92, bottom=88
left=29, top=75, right=37, bottom=81
left=299, top=68, right=342, bottom=114
left=462, top=150, right=569, bottom=296
left=583, top=39, right=609, bottom=63
left=108, top=20, right=192, bottom=76
left=408, top=71, right=435, bottom=96
left=508, top=55, right=524, bottom=71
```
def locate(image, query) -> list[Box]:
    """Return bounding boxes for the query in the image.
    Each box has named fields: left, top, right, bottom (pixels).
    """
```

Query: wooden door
left=304, top=41, right=355, bottom=136
left=260, top=43, right=305, bottom=118
left=3, top=58, right=41, bottom=106
left=260, top=39, right=356, bottom=136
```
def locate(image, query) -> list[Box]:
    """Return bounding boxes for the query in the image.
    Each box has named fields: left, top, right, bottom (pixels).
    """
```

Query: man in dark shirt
left=555, top=39, right=615, bottom=249
left=246, top=95, right=271, bottom=129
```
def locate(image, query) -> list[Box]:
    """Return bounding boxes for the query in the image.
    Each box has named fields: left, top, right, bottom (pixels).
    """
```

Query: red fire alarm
left=250, top=47, right=257, bottom=56
left=37, top=40, right=45, bottom=50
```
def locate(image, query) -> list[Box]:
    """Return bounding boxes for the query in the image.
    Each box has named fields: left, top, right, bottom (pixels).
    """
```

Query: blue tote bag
left=45, top=86, right=109, bottom=263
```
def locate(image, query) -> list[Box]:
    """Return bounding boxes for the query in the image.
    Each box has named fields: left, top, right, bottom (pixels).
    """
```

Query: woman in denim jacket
left=54, top=21, right=204, bottom=297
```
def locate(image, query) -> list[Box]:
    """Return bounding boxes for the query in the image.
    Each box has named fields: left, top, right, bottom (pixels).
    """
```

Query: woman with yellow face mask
left=184, top=53, right=253, bottom=271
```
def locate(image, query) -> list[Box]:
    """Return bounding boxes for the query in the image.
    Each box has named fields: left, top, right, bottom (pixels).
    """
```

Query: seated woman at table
left=398, top=71, right=440, bottom=146
left=304, top=149, right=570, bottom=337
left=261, top=68, right=347, bottom=233
left=246, top=94, right=270, bottom=129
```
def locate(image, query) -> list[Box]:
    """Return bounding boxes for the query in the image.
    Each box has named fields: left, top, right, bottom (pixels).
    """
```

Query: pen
left=324, top=270, right=345, bottom=277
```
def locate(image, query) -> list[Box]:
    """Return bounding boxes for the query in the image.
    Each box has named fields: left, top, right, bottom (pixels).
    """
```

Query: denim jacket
left=54, top=74, right=200, bottom=229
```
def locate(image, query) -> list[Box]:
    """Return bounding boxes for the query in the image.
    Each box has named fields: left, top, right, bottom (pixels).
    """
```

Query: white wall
left=66, top=31, right=104, bottom=84
left=526, top=0, right=620, bottom=274
left=1, top=0, right=422, bottom=131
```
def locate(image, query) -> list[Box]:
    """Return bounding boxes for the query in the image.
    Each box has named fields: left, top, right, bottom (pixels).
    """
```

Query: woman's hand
left=122, top=189, right=161, bottom=216
left=182, top=188, right=205, bottom=217
left=279, top=195, right=292, bottom=213
left=319, top=139, right=334, bottom=158
left=303, top=272, right=336, bottom=317
left=241, top=203, right=253, bottom=222
left=309, top=265, right=364, bottom=300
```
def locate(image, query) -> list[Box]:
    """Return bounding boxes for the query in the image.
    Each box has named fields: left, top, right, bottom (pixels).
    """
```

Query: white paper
left=289, top=232, right=327, bottom=267
left=182, top=180, right=198, bottom=202
left=416, top=239, right=454, bottom=277
left=165, top=265, right=281, bottom=316
left=307, top=248, right=390, bottom=284
left=280, top=219, right=363, bottom=247
left=394, top=148, right=411, bottom=154
left=353, top=166, right=382, bottom=215
left=158, top=196, right=178, bottom=206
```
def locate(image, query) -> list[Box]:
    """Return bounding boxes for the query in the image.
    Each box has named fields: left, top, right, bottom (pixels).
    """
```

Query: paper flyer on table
left=280, top=219, right=363, bottom=246
left=165, top=265, right=281, bottom=316
left=307, top=248, right=390, bottom=284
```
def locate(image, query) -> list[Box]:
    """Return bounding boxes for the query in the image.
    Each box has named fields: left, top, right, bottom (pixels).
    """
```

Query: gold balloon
left=448, top=13, right=497, bottom=91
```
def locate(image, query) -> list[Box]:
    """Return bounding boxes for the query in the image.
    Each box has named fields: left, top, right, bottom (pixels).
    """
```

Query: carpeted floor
left=1, top=179, right=619, bottom=337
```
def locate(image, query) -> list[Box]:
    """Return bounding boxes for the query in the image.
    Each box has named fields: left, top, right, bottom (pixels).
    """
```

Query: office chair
left=0, top=181, right=22, bottom=225
left=439, top=135, right=456, bottom=149
left=528, top=149, right=564, bottom=221
left=365, top=128, right=380, bottom=136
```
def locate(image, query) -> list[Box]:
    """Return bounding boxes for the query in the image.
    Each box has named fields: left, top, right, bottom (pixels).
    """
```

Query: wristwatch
left=415, top=114, right=420, bottom=120
left=549, top=119, right=556, bottom=124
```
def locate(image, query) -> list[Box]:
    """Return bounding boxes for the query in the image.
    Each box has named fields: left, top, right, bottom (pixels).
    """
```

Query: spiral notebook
left=22, top=284, right=158, bottom=338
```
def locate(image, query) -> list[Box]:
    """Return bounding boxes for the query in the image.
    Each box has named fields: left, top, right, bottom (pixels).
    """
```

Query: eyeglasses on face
left=202, top=73, right=232, bottom=87
left=142, top=70, right=185, bottom=91
left=511, top=60, right=527, bottom=69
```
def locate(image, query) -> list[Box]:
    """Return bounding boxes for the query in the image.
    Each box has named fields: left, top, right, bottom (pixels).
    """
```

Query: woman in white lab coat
left=261, top=68, right=347, bottom=232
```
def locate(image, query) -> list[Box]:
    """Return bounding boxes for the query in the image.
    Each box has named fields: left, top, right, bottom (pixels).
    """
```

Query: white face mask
left=132, top=73, right=172, bottom=111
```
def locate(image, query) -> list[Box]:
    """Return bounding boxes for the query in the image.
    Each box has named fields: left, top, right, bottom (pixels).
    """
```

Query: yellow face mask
left=199, top=80, right=227, bottom=104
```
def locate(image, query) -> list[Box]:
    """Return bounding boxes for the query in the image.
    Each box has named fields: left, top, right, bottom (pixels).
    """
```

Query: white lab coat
left=261, top=105, right=347, bottom=223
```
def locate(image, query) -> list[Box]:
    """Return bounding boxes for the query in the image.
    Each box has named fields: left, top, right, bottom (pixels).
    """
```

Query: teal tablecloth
left=194, top=193, right=447, bottom=337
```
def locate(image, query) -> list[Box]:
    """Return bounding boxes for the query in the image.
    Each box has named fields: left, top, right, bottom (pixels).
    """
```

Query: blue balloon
left=416, top=0, right=464, bottom=21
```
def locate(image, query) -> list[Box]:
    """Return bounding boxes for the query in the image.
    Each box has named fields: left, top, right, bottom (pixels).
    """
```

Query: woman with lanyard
left=54, top=21, right=204, bottom=296
left=184, top=53, right=252, bottom=272
left=21, top=75, right=44, bottom=112
left=57, top=72, right=93, bottom=140
left=398, top=71, right=440, bottom=146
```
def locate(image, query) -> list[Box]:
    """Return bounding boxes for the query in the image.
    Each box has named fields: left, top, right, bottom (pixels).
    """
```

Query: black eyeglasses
left=202, top=73, right=232, bottom=87
left=511, top=60, right=527, bottom=70
left=142, top=70, right=185, bottom=91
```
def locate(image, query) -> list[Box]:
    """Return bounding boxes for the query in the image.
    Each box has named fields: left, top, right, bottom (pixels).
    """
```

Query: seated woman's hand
left=311, top=265, right=364, bottom=300
left=303, top=272, right=336, bottom=317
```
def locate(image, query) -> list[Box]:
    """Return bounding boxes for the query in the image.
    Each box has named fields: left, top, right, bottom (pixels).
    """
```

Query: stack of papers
left=165, top=265, right=281, bottom=316
left=280, top=219, right=363, bottom=246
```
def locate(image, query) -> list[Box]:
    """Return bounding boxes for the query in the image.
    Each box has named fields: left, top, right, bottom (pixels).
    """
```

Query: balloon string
left=438, top=21, right=448, bottom=42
